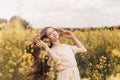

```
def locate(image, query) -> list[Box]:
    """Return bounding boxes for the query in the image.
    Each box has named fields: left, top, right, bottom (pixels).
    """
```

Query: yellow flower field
left=0, top=20, right=120, bottom=80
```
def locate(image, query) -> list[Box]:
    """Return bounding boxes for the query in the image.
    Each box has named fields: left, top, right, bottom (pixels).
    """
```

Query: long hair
left=39, top=26, right=64, bottom=48
left=26, top=26, right=64, bottom=80
left=26, top=43, right=50, bottom=80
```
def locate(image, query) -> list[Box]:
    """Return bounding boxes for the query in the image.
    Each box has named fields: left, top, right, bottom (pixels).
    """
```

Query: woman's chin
left=55, top=36, right=59, bottom=39
left=52, top=38, right=59, bottom=41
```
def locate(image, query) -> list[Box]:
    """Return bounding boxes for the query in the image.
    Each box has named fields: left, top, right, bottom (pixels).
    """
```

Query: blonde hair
left=26, top=26, right=64, bottom=80
left=31, top=26, right=64, bottom=47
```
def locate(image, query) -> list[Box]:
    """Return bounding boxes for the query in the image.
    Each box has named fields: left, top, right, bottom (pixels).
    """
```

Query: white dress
left=48, top=44, right=81, bottom=80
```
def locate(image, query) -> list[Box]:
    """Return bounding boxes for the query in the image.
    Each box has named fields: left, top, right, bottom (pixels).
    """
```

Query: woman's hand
left=62, top=31, right=75, bottom=39
left=35, top=39, right=48, bottom=49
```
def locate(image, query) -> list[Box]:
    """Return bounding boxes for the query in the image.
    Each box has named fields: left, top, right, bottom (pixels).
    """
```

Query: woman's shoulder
left=61, top=44, right=74, bottom=48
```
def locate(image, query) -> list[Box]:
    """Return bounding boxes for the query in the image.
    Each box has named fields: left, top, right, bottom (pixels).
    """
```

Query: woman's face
left=46, top=28, right=59, bottom=41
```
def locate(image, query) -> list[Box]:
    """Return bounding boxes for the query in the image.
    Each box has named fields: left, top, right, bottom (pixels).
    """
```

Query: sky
left=0, top=0, right=120, bottom=28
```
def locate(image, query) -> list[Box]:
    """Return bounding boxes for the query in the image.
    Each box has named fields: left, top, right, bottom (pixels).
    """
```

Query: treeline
left=0, top=16, right=33, bottom=30
left=0, top=16, right=120, bottom=31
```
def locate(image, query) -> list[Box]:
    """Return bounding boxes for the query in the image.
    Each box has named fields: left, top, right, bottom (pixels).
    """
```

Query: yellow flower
left=49, top=67, right=54, bottom=71
left=7, top=74, right=12, bottom=78
left=17, top=58, right=22, bottom=63
left=5, top=46, right=12, bottom=50
left=89, top=63, right=92, bottom=66
left=47, top=71, right=55, bottom=80
left=21, top=62, right=26, bottom=66
left=28, top=59, right=33, bottom=66
left=8, top=60, right=14, bottom=65
left=18, top=52, right=22, bottom=56
left=13, top=62, right=17, bottom=66
left=12, top=54, right=16, bottom=57
left=22, top=54, right=27, bottom=59
left=53, top=59, right=61, bottom=66
left=31, top=49, right=34, bottom=53
left=0, top=54, right=4, bottom=62
left=18, top=68, right=25, bottom=74
left=5, top=64, right=9, bottom=68
left=107, top=74, right=120, bottom=80
left=9, top=69, right=14, bottom=73
left=0, top=73, right=3, bottom=77
left=112, top=49, right=120, bottom=57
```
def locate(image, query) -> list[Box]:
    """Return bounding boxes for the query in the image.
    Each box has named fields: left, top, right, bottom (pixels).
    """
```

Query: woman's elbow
left=82, top=48, right=87, bottom=53
left=78, top=48, right=87, bottom=53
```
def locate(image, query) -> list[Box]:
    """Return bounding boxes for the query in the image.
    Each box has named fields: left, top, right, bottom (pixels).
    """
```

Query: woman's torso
left=50, top=44, right=77, bottom=71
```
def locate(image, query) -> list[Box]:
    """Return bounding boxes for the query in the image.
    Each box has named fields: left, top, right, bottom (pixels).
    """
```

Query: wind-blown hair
left=26, top=43, right=50, bottom=80
left=26, top=26, right=64, bottom=80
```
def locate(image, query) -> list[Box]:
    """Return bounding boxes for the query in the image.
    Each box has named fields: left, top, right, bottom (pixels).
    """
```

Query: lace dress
left=48, top=44, right=81, bottom=80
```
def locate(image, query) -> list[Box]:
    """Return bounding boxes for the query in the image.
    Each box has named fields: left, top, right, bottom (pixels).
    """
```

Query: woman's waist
left=55, top=65, right=78, bottom=72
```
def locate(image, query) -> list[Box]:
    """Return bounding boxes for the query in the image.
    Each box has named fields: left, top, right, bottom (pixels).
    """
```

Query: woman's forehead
left=46, top=28, right=55, bottom=33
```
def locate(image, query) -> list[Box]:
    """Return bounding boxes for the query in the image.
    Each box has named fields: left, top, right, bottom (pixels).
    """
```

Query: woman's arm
left=62, top=31, right=87, bottom=53
left=35, top=40, right=60, bottom=60
left=71, top=35, right=87, bottom=53
left=45, top=45, right=60, bottom=60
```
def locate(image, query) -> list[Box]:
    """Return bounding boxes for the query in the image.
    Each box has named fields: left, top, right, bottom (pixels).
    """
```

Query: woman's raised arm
left=35, top=39, right=61, bottom=61
left=62, top=31, right=87, bottom=53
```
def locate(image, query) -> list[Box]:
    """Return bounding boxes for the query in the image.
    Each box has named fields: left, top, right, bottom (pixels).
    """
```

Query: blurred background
left=0, top=0, right=120, bottom=80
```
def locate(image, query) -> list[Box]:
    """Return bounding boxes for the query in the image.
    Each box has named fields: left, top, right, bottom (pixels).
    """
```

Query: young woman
left=30, top=26, right=87, bottom=80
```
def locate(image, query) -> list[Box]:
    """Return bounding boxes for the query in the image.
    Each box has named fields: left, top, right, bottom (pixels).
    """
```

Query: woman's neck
left=52, top=39, right=62, bottom=47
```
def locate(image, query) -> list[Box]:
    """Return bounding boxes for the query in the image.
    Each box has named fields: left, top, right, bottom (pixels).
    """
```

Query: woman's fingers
left=62, top=31, right=74, bottom=39
left=35, top=39, right=42, bottom=47
left=63, top=34, right=71, bottom=38
left=63, top=31, right=71, bottom=35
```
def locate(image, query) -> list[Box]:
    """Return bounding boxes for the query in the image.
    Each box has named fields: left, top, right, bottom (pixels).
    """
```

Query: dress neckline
left=51, top=44, right=64, bottom=50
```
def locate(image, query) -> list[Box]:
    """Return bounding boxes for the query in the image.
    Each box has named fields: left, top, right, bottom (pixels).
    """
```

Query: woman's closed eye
left=48, top=30, right=56, bottom=36
left=48, top=33, right=52, bottom=36
left=48, top=31, right=54, bottom=35
left=47, top=31, right=52, bottom=35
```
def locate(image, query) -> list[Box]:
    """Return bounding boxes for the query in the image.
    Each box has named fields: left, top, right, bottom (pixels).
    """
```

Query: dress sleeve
left=70, top=45, right=78, bottom=54
left=47, top=48, right=62, bottom=66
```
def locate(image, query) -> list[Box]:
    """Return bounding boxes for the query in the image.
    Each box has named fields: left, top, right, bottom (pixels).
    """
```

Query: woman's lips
left=54, top=35, right=57, bottom=37
left=54, top=34, right=58, bottom=38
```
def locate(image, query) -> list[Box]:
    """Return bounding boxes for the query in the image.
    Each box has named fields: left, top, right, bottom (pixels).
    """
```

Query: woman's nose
left=53, top=33, right=56, bottom=35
